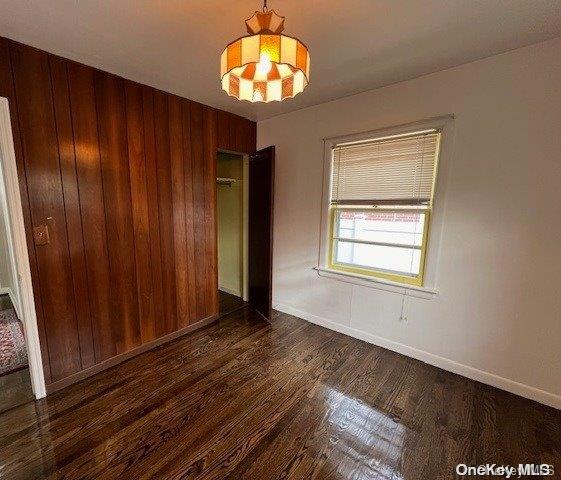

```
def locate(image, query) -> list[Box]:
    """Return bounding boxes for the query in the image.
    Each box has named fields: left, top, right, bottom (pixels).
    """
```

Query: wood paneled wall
left=0, top=37, right=256, bottom=386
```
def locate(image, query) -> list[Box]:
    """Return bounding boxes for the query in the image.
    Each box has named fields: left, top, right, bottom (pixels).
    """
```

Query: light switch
left=33, top=224, right=50, bottom=246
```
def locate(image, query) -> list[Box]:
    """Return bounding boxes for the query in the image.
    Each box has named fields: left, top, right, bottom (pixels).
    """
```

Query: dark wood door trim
left=248, top=146, right=275, bottom=321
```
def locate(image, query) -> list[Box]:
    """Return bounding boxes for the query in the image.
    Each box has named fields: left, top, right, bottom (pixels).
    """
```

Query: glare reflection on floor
left=322, top=385, right=406, bottom=480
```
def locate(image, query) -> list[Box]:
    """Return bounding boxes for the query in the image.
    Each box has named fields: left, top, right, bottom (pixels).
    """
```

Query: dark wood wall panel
left=125, top=81, right=156, bottom=343
left=189, top=102, right=207, bottom=319
left=0, top=36, right=256, bottom=386
left=203, top=107, right=219, bottom=316
left=10, top=43, right=82, bottom=381
left=181, top=100, right=197, bottom=324
left=217, top=110, right=231, bottom=152
left=66, top=62, right=115, bottom=362
left=50, top=57, right=96, bottom=370
left=95, top=72, right=141, bottom=354
left=217, top=110, right=256, bottom=154
left=0, top=38, right=52, bottom=384
left=169, top=95, right=189, bottom=328
left=142, top=86, right=166, bottom=340
left=153, top=90, right=177, bottom=335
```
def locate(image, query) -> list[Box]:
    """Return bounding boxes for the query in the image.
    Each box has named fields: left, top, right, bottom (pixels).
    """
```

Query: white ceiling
left=1, top=0, right=560, bottom=121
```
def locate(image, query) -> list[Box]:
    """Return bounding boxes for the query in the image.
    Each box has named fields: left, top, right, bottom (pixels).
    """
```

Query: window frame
left=328, top=206, right=431, bottom=286
left=318, top=115, right=455, bottom=292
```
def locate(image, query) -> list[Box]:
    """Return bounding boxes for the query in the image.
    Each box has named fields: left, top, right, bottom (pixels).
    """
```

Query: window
left=328, top=129, right=441, bottom=286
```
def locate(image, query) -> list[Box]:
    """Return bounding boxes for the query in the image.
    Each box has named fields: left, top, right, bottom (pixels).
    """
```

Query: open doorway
left=0, top=98, right=45, bottom=404
left=217, top=151, right=248, bottom=316
left=216, top=146, right=275, bottom=321
left=0, top=213, right=30, bottom=412
left=0, top=114, right=31, bottom=412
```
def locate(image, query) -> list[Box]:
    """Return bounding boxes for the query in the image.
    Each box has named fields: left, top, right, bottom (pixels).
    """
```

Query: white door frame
left=0, top=98, right=46, bottom=399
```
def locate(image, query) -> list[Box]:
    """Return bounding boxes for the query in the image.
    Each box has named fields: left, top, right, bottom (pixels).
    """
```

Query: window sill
left=313, top=267, right=438, bottom=299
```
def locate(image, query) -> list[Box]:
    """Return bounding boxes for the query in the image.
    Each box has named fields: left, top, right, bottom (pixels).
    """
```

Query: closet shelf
left=217, top=177, right=238, bottom=187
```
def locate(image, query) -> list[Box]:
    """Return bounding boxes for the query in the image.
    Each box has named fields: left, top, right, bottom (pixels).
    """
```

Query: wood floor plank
left=1, top=308, right=561, bottom=480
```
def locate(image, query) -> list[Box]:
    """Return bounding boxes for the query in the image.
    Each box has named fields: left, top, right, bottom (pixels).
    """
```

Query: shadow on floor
left=218, top=290, right=247, bottom=316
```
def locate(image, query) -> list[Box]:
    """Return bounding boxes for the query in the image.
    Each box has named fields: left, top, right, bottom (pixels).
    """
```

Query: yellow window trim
left=328, top=207, right=431, bottom=287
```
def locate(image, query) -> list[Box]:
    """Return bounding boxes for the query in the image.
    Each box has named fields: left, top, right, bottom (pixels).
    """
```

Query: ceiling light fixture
left=220, top=0, right=310, bottom=103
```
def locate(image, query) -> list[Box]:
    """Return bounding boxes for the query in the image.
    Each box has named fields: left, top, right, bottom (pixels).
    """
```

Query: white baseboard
left=219, top=285, right=243, bottom=297
left=274, top=302, right=561, bottom=410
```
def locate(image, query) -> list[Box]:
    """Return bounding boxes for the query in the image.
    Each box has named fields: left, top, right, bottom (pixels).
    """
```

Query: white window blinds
left=330, top=130, right=441, bottom=206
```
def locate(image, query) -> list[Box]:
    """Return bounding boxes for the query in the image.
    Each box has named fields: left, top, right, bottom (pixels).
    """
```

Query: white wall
left=258, top=37, right=561, bottom=408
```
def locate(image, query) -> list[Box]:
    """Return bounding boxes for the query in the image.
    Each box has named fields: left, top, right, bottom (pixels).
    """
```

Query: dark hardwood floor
left=0, top=367, right=33, bottom=414
left=1, top=308, right=560, bottom=479
left=218, top=290, right=246, bottom=316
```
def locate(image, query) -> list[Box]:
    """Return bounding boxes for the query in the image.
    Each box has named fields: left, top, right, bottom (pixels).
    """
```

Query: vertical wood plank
left=189, top=102, right=207, bottom=319
left=94, top=71, right=140, bottom=353
left=49, top=56, right=95, bottom=369
left=228, top=113, right=238, bottom=152
left=246, top=119, right=257, bottom=154
left=153, top=90, right=177, bottom=333
left=142, top=87, right=166, bottom=338
left=216, top=109, right=256, bottom=154
left=124, top=80, right=156, bottom=343
left=67, top=61, right=114, bottom=362
left=10, top=43, right=82, bottom=381
left=232, top=114, right=244, bottom=153
left=203, top=106, right=218, bottom=316
left=217, top=109, right=230, bottom=151
left=181, top=99, right=197, bottom=323
left=168, top=95, right=189, bottom=328
left=0, top=38, right=52, bottom=383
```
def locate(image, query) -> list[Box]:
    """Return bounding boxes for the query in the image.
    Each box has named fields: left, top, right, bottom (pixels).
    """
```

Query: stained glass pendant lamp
left=220, top=0, right=310, bottom=103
